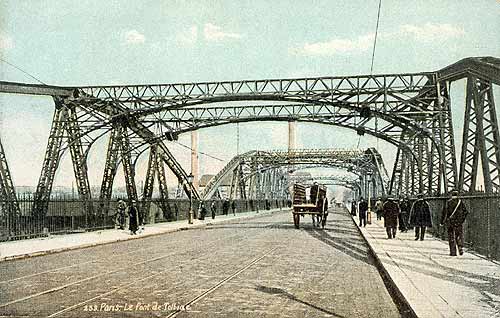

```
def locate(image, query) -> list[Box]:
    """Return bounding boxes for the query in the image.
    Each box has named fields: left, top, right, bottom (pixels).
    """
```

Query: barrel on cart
left=292, top=183, right=328, bottom=229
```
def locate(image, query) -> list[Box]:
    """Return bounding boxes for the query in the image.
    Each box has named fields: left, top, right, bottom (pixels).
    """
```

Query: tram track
left=166, top=245, right=280, bottom=318
left=0, top=217, right=281, bottom=316
left=0, top=212, right=280, bottom=284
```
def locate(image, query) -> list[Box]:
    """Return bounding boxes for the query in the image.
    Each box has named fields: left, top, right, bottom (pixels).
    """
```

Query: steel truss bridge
left=0, top=56, right=499, bottom=217
left=200, top=148, right=388, bottom=202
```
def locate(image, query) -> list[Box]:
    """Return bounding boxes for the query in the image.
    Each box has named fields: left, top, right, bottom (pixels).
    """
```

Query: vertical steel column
left=156, top=152, right=170, bottom=219
left=434, top=79, right=458, bottom=193
left=459, top=76, right=500, bottom=192
left=99, top=127, right=121, bottom=213
left=0, top=136, right=20, bottom=216
left=229, top=166, right=239, bottom=200
left=118, top=127, right=138, bottom=201
left=389, top=147, right=402, bottom=196
left=141, top=145, right=157, bottom=218
left=237, top=164, right=246, bottom=199
left=65, top=107, right=93, bottom=213
left=32, top=107, right=66, bottom=217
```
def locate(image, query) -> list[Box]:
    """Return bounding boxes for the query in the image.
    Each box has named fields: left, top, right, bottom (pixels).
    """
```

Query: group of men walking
left=115, top=199, right=142, bottom=235
left=351, top=190, right=468, bottom=256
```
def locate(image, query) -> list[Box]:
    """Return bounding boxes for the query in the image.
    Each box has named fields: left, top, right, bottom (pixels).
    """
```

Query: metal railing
left=426, top=194, right=499, bottom=261
left=0, top=196, right=288, bottom=242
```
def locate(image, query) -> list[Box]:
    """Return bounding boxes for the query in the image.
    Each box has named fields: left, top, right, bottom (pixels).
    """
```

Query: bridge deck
left=0, top=207, right=399, bottom=318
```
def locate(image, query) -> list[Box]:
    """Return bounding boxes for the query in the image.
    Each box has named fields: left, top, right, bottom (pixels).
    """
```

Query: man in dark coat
left=128, top=200, right=139, bottom=235
left=210, top=201, right=217, bottom=219
left=358, top=197, right=368, bottom=227
left=351, top=200, right=357, bottom=216
left=375, top=197, right=384, bottom=220
left=409, top=193, right=432, bottom=240
left=398, top=197, right=410, bottom=232
left=440, top=190, right=468, bottom=256
left=383, top=198, right=400, bottom=239
left=222, top=198, right=229, bottom=215
left=231, top=200, right=236, bottom=215
left=198, top=202, right=207, bottom=220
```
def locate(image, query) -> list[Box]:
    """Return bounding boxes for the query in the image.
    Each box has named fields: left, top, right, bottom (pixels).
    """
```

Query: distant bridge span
left=0, top=56, right=499, bottom=217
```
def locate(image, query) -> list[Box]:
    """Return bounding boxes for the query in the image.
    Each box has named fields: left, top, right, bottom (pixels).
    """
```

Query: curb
left=347, top=208, right=417, bottom=318
left=0, top=208, right=288, bottom=263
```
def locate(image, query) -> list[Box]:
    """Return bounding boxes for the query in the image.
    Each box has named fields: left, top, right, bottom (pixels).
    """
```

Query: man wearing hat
left=383, top=197, right=400, bottom=239
left=358, top=197, right=368, bottom=227
left=128, top=199, right=139, bottom=235
left=116, top=199, right=126, bottom=230
left=409, top=193, right=432, bottom=241
left=440, top=190, right=468, bottom=256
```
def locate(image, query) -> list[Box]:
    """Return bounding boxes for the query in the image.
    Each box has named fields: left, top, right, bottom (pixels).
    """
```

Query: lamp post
left=187, top=173, right=194, bottom=224
left=367, top=172, right=373, bottom=224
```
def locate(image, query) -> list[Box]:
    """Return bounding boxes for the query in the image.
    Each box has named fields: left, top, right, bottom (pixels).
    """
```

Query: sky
left=0, top=0, right=499, bottom=196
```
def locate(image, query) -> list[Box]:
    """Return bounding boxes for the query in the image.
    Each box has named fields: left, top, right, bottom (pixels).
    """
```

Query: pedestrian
left=116, top=199, right=126, bottom=230
left=350, top=200, right=357, bottom=216
left=128, top=199, right=139, bottom=235
left=358, top=197, right=368, bottom=227
left=398, top=197, right=410, bottom=232
left=231, top=200, right=236, bottom=215
left=375, top=197, right=384, bottom=220
left=222, top=198, right=229, bottom=216
left=440, top=190, right=468, bottom=256
left=211, top=201, right=217, bottom=219
left=383, top=197, right=400, bottom=239
left=409, top=193, right=432, bottom=241
left=198, top=202, right=207, bottom=220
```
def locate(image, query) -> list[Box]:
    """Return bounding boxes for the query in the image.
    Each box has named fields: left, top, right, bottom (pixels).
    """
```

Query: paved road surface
left=0, top=207, right=400, bottom=317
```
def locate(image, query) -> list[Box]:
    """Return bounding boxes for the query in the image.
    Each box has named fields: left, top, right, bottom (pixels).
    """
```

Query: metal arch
left=200, top=149, right=386, bottom=201
left=0, top=56, right=499, bottom=201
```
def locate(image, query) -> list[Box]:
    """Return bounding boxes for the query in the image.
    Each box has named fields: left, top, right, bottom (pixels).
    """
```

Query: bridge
left=1, top=56, right=500, bottom=318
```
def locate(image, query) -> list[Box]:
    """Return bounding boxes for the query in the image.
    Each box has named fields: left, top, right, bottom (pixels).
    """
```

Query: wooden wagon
left=292, top=183, right=328, bottom=229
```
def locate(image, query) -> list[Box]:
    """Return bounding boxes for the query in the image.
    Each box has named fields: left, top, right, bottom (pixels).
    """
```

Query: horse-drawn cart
left=292, top=183, right=328, bottom=229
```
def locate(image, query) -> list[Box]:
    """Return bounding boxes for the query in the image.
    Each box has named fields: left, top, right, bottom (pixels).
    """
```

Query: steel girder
left=290, top=175, right=361, bottom=194
left=1, top=56, right=499, bottom=203
left=99, top=124, right=139, bottom=205
left=32, top=102, right=93, bottom=218
left=201, top=148, right=387, bottom=201
left=64, top=94, right=199, bottom=201
left=459, top=76, right=500, bottom=192
left=141, top=145, right=170, bottom=219
left=0, top=137, right=20, bottom=216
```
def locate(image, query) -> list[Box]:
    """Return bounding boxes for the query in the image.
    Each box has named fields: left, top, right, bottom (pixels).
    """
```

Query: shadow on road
left=255, top=285, right=346, bottom=318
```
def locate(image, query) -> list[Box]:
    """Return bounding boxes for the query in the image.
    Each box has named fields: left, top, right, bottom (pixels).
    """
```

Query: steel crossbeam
left=201, top=148, right=386, bottom=201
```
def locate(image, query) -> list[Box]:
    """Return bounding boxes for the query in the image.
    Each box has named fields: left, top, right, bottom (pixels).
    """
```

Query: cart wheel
left=293, top=214, right=300, bottom=229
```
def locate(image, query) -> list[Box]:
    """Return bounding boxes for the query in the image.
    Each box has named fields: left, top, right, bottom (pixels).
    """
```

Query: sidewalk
left=0, top=208, right=288, bottom=262
left=355, top=215, right=500, bottom=318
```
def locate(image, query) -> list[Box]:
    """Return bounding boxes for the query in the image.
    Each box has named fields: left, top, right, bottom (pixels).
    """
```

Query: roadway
left=0, top=207, right=400, bottom=317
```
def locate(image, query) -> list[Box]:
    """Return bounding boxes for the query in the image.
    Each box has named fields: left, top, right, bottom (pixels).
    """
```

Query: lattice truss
left=200, top=148, right=387, bottom=201
left=289, top=174, right=362, bottom=195
left=0, top=57, right=498, bottom=215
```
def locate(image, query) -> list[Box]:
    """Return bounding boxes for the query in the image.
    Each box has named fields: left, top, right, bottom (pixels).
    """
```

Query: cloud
left=398, top=23, right=465, bottom=42
left=0, top=33, right=13, bottom=50
left=290, top=33, right=374, bottom=56
left=176, top=25, right=198, bottom=45
left=124, top=29, right=145, bottom=45
left=291, top=22, right=465, bottom=57
left=203, top=23, right=241, bottom=41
